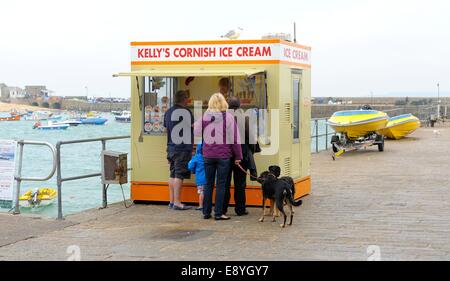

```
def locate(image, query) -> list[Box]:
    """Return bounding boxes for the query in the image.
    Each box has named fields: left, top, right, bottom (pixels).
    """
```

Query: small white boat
left=111, top=110, right=122, bottom=116
left=33, top=121, right=69, bottom=130
left=25, top=111, right=53, bottom=121
left=115, top=111, right=131, bottom=123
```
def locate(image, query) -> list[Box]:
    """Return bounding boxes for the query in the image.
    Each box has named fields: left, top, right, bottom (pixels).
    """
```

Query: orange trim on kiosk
left=131, top=176, right=310, bottom=206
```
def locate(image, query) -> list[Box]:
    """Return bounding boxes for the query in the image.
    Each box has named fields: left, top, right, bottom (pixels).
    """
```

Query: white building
left=9, top=87, right=26, bottom=99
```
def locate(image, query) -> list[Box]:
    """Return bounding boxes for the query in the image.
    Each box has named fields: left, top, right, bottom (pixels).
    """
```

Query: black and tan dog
left=264, top=165, right=297, bottom=217
left=257, top=166, right=303, bottom=227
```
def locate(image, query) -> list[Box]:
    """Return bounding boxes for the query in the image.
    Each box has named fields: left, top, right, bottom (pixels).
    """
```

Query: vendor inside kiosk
left=115, top=39, right=312, bottom=206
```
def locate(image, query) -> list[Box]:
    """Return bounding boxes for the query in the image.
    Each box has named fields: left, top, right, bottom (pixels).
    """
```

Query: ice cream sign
left=131, top=40, right=311, bottom=67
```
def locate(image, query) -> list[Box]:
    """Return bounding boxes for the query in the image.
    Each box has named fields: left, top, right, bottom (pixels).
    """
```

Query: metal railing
left=13, top=141, right=57, bottom=214
left=55, top=135, right=130, bottom=220
left=311, top=117, right=335, bottom=153
left=12, top=136, right=130, bottom=220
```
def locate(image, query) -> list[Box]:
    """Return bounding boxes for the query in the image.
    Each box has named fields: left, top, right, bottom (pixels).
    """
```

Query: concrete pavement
left=1, top=125, right=449, bottom=260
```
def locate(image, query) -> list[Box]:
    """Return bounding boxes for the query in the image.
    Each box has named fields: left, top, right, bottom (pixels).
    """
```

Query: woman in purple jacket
left=194, top=93, right=243, bottom=220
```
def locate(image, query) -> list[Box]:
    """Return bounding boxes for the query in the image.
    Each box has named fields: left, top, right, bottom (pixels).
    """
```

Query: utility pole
left=437, top=83, right=440, bottom=118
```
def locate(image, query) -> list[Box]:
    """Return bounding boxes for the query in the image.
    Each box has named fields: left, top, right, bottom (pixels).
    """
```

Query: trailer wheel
left=377, top=136, right=384, bottom=152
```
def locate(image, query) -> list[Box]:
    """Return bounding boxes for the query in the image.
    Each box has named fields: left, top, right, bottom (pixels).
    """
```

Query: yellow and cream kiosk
left=115, top=39, right=312, bottom=205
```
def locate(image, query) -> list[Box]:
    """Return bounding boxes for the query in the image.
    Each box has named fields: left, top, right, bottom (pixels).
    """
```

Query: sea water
left=0, top=115, right=331, bottom=218
left=0, top=113, right=131, bottom=218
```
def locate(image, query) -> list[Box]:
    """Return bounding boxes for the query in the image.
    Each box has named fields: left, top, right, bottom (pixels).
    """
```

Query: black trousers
left=223, top=160, right=247, bottom=215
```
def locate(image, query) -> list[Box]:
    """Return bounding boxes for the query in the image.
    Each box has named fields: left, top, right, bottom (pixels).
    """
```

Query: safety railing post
left=101, top=139, right=107, bottom=209
left=13, top=141, right=25, bottom=215
left=325, top=121, right=328, bottom=151
left=56, top=142, right=63, bottom=220
left=315, top=119, right=319, bottom=153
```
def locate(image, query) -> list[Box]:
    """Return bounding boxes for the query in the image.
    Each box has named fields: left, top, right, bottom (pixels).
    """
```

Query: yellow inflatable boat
left=19, top=188, right=57, bottom=208
left=378, top=114, right=421, bottom=140
left=327, top=110, right=389, bottom=140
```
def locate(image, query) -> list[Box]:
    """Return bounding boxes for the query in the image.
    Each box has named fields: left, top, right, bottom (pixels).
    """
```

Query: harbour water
left=0, top=115, right=331, bottom=218
left=311, top=118, right=334, bottom=153
left=0, top=113, right=131, bottom=218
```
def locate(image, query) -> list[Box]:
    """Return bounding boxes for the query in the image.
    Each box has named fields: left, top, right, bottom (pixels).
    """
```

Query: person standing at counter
left=218, top=77, right=231, bottom=99
left=164, top=90, right=193, bottom=211
left=194, top=93, right=242, bottom=220
left=223, top=96, right=260, bottom=216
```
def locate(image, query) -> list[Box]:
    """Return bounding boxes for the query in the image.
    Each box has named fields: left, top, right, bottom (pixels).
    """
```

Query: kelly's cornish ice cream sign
left=131, top=40, right=311, bottom=67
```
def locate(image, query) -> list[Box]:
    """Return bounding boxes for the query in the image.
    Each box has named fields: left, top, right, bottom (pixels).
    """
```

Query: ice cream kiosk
left=115, top=38, right=312, bottom=205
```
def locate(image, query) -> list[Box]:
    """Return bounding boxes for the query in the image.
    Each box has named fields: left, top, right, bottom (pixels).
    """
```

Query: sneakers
left=214, top=215, right=231, bottom=220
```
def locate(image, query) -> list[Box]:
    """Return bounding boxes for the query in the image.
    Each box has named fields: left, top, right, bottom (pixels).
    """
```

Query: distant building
left=0, top=83, right=8, bottom=102
left=8, top=87, right=26, bottom=99
left=25, top=85, right=48, bottom=98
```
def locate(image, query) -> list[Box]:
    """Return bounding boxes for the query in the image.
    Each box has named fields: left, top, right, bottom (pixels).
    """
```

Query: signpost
left=0, top=140, right=17, bottom=209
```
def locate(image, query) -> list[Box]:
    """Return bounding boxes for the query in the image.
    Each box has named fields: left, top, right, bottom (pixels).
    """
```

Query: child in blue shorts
left=188, top=142, right=206, bottom=211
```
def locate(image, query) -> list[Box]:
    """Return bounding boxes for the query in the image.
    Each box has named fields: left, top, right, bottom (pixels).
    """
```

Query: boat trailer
left=330, top=133, right=384, bottom=160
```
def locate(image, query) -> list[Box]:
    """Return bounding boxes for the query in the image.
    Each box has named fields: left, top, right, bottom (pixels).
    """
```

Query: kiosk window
left=142, top=77, right=176, bottom=135
left=231, top=73, right=269, bottom=143
left=293, top=78, right=300, bottom=141
left=231, top=73, right=267, bottom=109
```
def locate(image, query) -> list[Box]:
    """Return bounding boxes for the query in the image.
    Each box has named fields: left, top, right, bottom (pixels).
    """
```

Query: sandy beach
left=0, top=102, right=55, bottom=112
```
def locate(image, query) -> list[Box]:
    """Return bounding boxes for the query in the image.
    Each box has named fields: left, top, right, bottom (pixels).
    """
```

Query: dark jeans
left=203, top=158, right=231, bottom=217
left=224, top=160, right=247, bottom=215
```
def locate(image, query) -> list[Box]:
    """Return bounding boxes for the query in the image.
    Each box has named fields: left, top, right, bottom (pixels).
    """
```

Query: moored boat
left=48, top=115, right=63, bottom=122
left=115, top=111, right=131, bottom=123
left=53, top=120, right=82, bottom=126
left=378, top=114, right=421, bottom=140
left=0, top=114, right=20, bottom=121
left=33, top=121, right=69, bottom=130
left=80, top=117, right=108, bottom=125
left=327, top=110, right=389, bottom=140
left=19, top=188, right=57, bottom=208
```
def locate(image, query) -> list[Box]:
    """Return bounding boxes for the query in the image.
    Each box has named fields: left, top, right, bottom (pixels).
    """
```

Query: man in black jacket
left=223, top=96, right=260, bottom=216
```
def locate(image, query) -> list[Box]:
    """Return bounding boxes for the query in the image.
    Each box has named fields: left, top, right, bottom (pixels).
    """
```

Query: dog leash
left=235, top=162, right=261, bottom=181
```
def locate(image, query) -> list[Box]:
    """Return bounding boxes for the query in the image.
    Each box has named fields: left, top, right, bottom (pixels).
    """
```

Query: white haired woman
left=194, top=93, right=243, bottom=220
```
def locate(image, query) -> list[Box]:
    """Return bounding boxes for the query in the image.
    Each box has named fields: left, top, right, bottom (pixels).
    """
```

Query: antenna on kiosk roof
left=293, top=22, right=297, bottom=43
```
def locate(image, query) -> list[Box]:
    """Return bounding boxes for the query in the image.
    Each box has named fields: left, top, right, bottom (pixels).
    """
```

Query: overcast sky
left=1, top=0, right=449, bottom=97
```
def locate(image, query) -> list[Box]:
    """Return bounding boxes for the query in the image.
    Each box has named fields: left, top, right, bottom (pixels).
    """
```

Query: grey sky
left=1, top=0, right=449, bottom=97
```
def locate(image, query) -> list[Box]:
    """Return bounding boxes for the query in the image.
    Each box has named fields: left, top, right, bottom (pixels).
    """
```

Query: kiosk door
left=291, top=71, right=302, bottom=177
